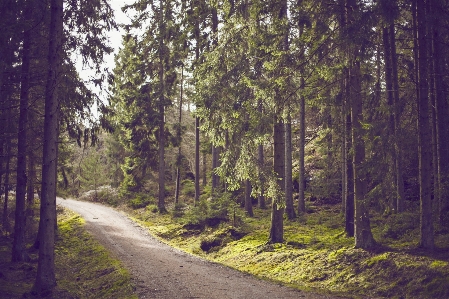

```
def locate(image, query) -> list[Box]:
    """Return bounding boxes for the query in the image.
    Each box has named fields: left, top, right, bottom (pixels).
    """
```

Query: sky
left=75, top=0, right=135, bottom=105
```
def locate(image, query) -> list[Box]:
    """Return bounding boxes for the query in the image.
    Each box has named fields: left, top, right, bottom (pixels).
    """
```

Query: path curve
left=57, top=198, right=346, bottom=299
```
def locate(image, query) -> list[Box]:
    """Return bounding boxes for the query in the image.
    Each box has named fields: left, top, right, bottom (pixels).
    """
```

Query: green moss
left=125, top=200, right=449, bottom=299
left=55, top=208, right=137, bottom=299
left=430, top=260, right=448, bottom=269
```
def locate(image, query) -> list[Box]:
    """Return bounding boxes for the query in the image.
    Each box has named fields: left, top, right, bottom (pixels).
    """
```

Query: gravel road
left=56, top=198, right=347, bottom=299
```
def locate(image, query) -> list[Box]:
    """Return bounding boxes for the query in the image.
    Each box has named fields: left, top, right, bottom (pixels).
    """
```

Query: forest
left=1, top=0, right=449, bottom=297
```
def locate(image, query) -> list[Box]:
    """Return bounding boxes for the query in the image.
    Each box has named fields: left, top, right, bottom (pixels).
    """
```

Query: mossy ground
left=0, top=202, right=137, bottom=299
left=129, top=200, right=449, bottom=299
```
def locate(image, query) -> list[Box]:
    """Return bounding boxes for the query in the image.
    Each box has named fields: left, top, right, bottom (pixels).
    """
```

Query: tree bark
left=431, top=0, right=449, bottom=227
left=269, top=0, right=288, bottom=244
left=383, top=26, right=400, bottom=213
left=245, top=179, right=253, bottom=217
left=416, top=0, right=434, bottom=249
left=33, top=0, right=63, bottom=293
left=258, top=142, right=266, bottom=209
left=344, top=68, right=354, bottom=237
left=285, top=114, right=295, bottom=219
left=194, top=5, right=200, bottom=205
left=13, top=0, right=34, bottom=263
left=157, top=0, right=166, bottom=213
left=298, top=77, right=306, bottom=214
left=347, top=0, right=376, bottom=249
left=2, top=138, right=11, bottom=232
left=175, top=67, right=183, bottom=204
left=269, top=120, right=285, bottom=243
left=212, top=145, right=220, bottom=193
left=389, top=21, right=406, bottom=213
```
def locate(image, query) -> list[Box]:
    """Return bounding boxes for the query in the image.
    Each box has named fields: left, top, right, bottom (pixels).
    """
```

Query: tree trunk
left=2, top=138, right=11, bottom=232
left=245, top=180, right=253, bottom=217
left=431, top=0, right=449, bottom=227
left=298, top=77, right=306, bottom=214
left=258, top=142, right=266, bottom=209
left=13, top=0, right=33, bottom=263
left=212, top=145, right=220, bottom=193
left=347, top=0, right=375, bottom=249
left=416, top=0, right=434, bottom=249
left=285, top=114, right=295, bottom=219
left=344, top=68, right=354, bottom=237
left=27, top=140, right=36, bottom=205
left=269, top=120, right=285, bottom=243
left=33, top=0, right=63, bottom=293
left=390, top=21, right=406, bottom=213
left=175, top=67, right=183, bottom=204
left=157, top=0, right=166, bottom=213
left=383, top=26, right=400, bottom=213
left=202, top=151, right=207, bottom=186
left=194, top=9, right=200, bottom=205
left=269, top=0, right=288, bottom=244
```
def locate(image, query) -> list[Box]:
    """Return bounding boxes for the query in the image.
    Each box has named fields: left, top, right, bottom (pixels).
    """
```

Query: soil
left=56, top=198, right=348, bottom=299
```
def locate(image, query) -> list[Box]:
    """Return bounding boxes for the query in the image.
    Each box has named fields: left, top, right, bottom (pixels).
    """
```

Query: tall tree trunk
left=269, top=120, right=285, bottom=243
left=269, top=0, right=288, bottom=244
left=13, top=0, right=34, bottom=263
left=175, top=66, right=183, bottom=204
left=347, top=0, right=376, bottom=249
left=202, top=151, right=207, bottom=186
left=157, top=0, right=166, bottom=213
left=390, top=21, right=406, bottom=213
left=285, top=114, right=295, bottom=219
left=344, top=68, right=354, bottom=237
left=298, top=77, right=306, bottom=214
left=27, top=138, right=36, bottom=206
left=416, top=0, right=434, bottom=249
left=2, top=138, right=11, bottom=232
left=245, top=179, right=253, bottom=217
left=431, top=0, right=449, bottom=227
left=383, top=26, right=399, bottom=213
left=33, top=0, right=63, bottom=293
left=212, top=145, right=220, bottom=193
left=194, top=7, right=200, bottom=205
left=258, top=142, right=266, bottom=209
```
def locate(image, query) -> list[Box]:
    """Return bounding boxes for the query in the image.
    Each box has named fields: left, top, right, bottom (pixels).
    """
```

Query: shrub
left=381, top=212, right=418, bottom=239
left=171, top=203, right=186, bottom=218
left=181, top=180, right=195, bottom=197
left=128, top=194, right=155, bottom=209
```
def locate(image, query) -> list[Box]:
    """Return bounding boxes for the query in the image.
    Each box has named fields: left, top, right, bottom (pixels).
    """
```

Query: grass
left=0, top=204, right=137, bottom=299
left=126, top=197, right=449, bottom=299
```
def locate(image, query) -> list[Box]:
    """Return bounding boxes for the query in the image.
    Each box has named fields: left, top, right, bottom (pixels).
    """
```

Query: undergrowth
left=129, top=194, right=449, bottom=299
left=0, top=204, right=136, bottom=299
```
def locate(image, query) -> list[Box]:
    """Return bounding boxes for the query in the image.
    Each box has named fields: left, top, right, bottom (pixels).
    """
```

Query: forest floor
left=123, top=196, right=449, bottom=299
left=1, top=195, right=449, bottom=298
left=55, top=198, right=342, bottom=299
left=0, top=203, right=135, bottom=298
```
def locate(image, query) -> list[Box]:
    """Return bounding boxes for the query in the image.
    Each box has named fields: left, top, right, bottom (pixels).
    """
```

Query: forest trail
left=56, top=198, right=347, bottom=299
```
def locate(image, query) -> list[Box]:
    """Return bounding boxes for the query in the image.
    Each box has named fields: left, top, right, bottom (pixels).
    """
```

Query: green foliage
left=128, top=194, right=155, bottom=210
left=200, top=226, right=247, bottom=252
left=128, top=201, right=449, bottom=299
left=381, top=212, right=418, bottom=240
left=181, top=180, right=195, bottom=197
left=56, top=209, right=136, bottom=299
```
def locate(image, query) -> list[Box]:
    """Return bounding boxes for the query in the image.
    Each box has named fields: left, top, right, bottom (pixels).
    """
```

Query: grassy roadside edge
left=0, top=205, right=137, bottom=299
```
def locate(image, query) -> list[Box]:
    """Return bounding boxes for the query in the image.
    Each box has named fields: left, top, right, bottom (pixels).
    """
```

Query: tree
left=12, top=0, right=35, bottom=263
left=346, top=0, right=376, bottom=250
left=415, top=0, right=434, bottom=250
left=33, top=0, right=63, bottom=293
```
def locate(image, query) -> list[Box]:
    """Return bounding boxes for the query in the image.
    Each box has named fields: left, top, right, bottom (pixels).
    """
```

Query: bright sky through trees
left=75, top=0, right=134, bottom=106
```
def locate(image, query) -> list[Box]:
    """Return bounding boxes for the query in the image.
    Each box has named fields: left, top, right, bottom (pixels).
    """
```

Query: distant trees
left=100, top=0, right=449, bottom=249
left=0, top=0, right=115, bottom=295
left=5, top=0, right=449, bottom=282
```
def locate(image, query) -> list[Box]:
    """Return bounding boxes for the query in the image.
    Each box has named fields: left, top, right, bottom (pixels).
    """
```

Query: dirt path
left=56, top=198, right=346, bottom=299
